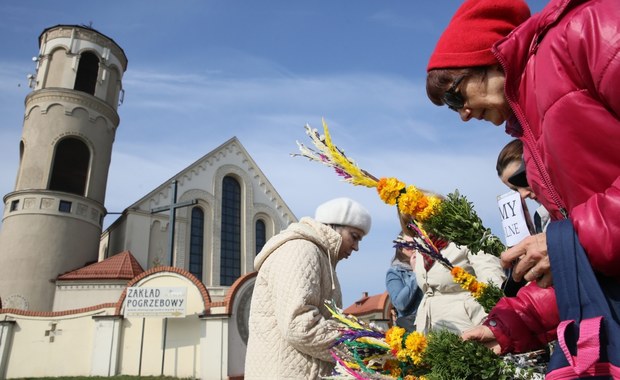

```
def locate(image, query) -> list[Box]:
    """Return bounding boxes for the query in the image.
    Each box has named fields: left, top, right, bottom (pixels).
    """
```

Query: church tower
left=0, top=25, right=128, bottom=311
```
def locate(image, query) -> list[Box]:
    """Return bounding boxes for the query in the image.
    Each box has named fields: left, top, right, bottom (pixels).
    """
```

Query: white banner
left=124, top=287, right=187, bottom=318
left=497, top=191, right=531, bottom=247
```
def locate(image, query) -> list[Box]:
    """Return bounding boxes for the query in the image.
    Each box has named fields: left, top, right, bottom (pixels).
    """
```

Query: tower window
left=220, top=176, right=241, bottom=286
left=10, top=200, right=19, bottom=212
left=49, top=138, right=90, bottom=196
left=74, top=52, right=99, bottom=95
left=59, top=200, right=72, bottom=213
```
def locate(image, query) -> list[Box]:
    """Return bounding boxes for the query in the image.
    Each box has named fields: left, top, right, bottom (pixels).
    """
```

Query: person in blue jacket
left=385, top=232, right=423, bottom=331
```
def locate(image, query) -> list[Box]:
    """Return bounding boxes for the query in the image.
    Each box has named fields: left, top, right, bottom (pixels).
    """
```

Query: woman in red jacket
left=425, top=0, right=620, bottom=353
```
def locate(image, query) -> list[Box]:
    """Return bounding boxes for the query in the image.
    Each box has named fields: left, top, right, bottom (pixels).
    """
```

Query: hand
left=500, top=232, right=553, bottom=288
left=461, top=325, right=501, bottom=354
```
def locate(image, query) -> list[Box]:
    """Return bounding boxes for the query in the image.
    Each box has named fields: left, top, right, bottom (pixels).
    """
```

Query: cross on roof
left=151, top=180, right=198, bottom=267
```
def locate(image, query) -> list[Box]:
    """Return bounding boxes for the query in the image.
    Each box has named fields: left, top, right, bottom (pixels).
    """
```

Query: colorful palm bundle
left=298, top=121, right=547, bottom=379
left=293, top=120, right=505, bottom=257
left=324, top=300, right=546, bottom=380
left=395, top=221, right=503, bottom=313
left=294, top=120, right=505, bottom=311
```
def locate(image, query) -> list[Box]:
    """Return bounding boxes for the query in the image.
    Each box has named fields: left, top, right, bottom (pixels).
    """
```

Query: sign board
left=124, top=287, right=187, bottom=318
left=497, top=190, right=531, bottom=247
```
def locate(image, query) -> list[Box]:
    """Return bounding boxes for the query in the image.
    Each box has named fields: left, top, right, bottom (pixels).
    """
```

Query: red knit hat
left=427, top=0, right=530, bottom=71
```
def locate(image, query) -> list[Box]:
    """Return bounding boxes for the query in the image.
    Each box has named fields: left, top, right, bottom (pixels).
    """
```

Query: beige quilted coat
left=244, top=217, right=343, bottom=379
left=413, top=243, right=506, bottom=335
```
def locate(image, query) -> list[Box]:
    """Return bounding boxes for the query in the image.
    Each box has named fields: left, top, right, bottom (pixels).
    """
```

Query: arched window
left=49, top=138, right=89, bottom=196
left=189, top=207, right=204, bottom=281
left=74, top=51, right=99, bottom=95
left=255, top=219, right=266, bottom=255
left=220, top=176, right=241, bottom=286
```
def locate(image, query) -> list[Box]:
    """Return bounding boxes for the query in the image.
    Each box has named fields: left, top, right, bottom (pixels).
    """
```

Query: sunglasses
left=507, top=160, right=529, bottom=188
left=442, top=75, right=466, bottom=111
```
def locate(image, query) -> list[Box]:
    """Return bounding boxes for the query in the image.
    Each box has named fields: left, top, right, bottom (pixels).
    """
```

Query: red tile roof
left=57, top=250, right=144, bottom=280
left=344, top=291, right=390, bottom=316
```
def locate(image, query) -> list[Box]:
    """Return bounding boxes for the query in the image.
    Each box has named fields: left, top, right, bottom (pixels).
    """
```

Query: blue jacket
left=385, top=261, right=423, bottom=318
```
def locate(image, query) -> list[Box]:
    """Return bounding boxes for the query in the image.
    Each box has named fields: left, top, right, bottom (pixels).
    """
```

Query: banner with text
left=497, top=190, right=531, bottom=247
left=124, top=286, right=187, bottom=318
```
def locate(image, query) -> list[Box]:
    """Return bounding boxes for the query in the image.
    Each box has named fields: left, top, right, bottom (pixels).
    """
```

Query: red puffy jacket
left=485, top=0, right=620, bottom=353
left=484, top=282, right=558, bottom=354
left=496, top=0, right=620, bottom=277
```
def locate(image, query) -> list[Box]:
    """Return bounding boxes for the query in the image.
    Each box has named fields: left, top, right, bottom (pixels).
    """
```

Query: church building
left=98, top=136, right=295, bottom=302
left=0, top=24, right=389, bottom=379
left=0, top=24, right=298, bottom=379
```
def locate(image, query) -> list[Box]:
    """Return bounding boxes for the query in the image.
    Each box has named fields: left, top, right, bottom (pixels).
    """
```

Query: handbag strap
left=546, top=220, right=613, bottom=320
left=556, top=317, right=602, bottom=375
left=546, top=220, right=614, bottom=374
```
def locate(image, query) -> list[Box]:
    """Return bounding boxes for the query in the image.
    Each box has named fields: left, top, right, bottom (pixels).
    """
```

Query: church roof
left=57, top=250, right=144, bottom=281
left=107, top=137, right=296, bottom=229
left=343, top=291, right=390, bottom=316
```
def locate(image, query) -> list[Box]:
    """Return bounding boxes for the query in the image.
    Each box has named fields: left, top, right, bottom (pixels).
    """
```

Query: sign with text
left=124, top=287, right=187, bottom=318
left=497, top=191, right=531, bottom=247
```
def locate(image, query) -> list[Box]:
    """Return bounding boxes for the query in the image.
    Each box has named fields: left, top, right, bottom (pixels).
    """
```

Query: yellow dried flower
left=383, top=360, right=402, bottom=377
left=397, top=185, right=423, bottom=213
left=451, top=266, right=487, bottom=300
left=471, top=282, right=487, bottom=298
left=405, top=331, right=427, bottom=353
left=385, top=325, right=406, bottom=351
left=404, top=331, right=427, bottom=365
left=377, top=177, right=406, bottom=205
left=417, top=195, right=441, bottom=221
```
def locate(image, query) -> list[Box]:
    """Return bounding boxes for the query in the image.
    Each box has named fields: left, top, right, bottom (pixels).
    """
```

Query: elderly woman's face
left=455, top=66, right=511, bottom=126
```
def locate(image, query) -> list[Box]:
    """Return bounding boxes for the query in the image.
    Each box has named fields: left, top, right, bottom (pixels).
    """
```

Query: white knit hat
left=314, top=197, right=372, bottom=235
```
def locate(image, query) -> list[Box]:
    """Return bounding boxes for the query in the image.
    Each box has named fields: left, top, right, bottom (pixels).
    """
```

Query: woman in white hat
left=244, top=197, right=371, bottom=380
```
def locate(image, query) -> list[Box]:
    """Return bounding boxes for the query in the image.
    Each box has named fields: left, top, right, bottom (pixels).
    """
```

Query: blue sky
left=0, top=0, right=548, bottom=307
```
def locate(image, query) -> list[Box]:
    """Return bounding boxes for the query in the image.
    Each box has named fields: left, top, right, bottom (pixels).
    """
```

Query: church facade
left=99, top=136, right=295, bottom=300
left=0, top=24, right=299, bottom=379
left=0, top=24, right=392, bottom=379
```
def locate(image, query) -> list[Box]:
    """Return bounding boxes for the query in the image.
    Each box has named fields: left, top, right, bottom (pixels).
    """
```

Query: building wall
left=118, top=315, right=204, bottom=377
left=100, top=139, right=296, bottom=289
left=0, top=307, right=101, bottom=378
left=53, top=281, right=128, bottom=311
left=0, top=210, right=102, bottom=309
left=0, top=268, right=253, bottom=379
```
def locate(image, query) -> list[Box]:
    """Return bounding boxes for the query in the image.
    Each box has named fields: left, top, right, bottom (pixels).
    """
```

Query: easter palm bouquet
left=323, top=300, right=547, bottom=380
left=294, top=120, right=504, bottom=255
left=295, top=120, right=548, bottom=379
left=293, top=120, right=504, bottom=312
